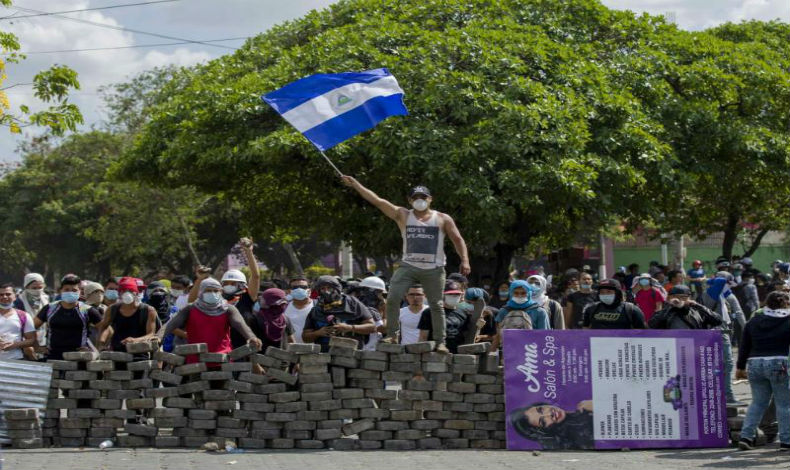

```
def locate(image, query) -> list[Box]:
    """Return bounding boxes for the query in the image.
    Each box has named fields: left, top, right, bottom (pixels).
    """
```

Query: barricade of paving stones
left=31, top=338, right=504, bottom=450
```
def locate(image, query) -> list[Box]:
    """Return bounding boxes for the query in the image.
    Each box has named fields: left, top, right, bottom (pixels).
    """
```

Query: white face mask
left=202, top=292, right=221, bottom=305
left=121, top=292, right=136, bottom=305
left=443, top=294, right=461, bottom=308
left=222, top=285, right=239, bottom=295
left=512, top=296, right=528, bottom=305
left=170, top=289, right=184, bottom=298
left=411, top=199, right=429, bottom=211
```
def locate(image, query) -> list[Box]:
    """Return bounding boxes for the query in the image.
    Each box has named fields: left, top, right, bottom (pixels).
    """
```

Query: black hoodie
left=582, top=279, right=647, bottom=329
left=736, top=311, right=790, bottom=370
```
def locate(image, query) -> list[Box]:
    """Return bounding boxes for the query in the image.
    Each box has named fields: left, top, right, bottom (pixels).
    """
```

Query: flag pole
left=319, top=150, right=345, bottom=177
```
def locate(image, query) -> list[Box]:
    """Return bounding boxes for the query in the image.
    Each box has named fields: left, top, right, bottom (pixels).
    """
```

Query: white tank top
left=401, top=210, right=446, bottom=269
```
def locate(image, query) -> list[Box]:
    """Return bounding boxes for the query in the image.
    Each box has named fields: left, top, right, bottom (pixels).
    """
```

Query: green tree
left=117, top=0, right=673, bottom=282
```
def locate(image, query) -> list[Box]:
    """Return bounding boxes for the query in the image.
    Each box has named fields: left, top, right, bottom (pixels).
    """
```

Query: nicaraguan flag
left=262, top=68, right=408, bottom=151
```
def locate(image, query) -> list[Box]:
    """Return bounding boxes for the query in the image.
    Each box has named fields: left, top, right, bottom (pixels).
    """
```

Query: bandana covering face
left=258, top=288, right=288, bottom=343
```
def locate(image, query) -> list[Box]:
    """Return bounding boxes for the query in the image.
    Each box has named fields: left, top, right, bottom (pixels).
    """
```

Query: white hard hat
left=359, top=276, right=386, bottom=293
left=221, top=269, right=247, bottom=284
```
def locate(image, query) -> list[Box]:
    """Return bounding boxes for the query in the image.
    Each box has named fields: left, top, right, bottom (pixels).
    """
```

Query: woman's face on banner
left=524, top=404, right=566, bottom=428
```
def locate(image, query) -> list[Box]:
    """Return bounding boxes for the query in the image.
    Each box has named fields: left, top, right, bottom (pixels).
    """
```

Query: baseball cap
left=409, top=186, right=431, bottom=198
left=443, top=281, right=463, bottom=295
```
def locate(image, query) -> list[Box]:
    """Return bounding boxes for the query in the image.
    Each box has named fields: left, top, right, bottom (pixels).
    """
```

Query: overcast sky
left=1, top=0, right=788, bottom=160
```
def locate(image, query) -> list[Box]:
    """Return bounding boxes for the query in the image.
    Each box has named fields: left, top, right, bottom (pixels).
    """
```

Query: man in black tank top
left=341, top=177, right=471, bottom=354
left=96, top=277, right=157, bottom=355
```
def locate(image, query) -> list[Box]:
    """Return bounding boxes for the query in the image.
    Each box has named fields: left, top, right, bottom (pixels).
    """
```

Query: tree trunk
left=742, top=228, right=770, bottom=258
left=721, top=213, right=740, bottom=259
left=373, top=255, right=391, bottom=278
left=470, top=243, right=516, bottom=285
left=282, top=243, right=304, bottom=275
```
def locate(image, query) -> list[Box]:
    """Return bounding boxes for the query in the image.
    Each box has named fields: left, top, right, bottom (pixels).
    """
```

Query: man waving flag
left=262, top=68, right=408, bottom=153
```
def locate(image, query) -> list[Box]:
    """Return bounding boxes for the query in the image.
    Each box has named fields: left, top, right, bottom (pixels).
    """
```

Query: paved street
left=4, top=381, right=788, bottom=470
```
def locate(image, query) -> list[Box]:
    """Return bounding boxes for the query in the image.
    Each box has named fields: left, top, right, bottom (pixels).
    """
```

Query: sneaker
left=779, top=443, right=790, bottom=451
left=738, top=438, right=755, bottom=450
left=436, top=343, right=450, bottom=354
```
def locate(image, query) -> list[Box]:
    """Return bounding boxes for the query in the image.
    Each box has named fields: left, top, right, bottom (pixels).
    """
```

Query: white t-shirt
left=285, top=300, right=313, bottom=343
left=364, top=319, right=384, bottom=351
left=399, top=306, right=424, bottom=345
left=0, top=310, right=35, bottom=360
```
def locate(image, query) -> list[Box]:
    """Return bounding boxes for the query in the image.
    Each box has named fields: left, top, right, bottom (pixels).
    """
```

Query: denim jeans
left=385, top=265, right=446, bottom=344
left=741, top=358, right=790, bottom=445
left=721, top=332, right=735, bottom=402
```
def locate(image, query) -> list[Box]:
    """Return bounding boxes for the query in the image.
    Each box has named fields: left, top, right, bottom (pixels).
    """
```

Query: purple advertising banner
left=503, top=330, right=729, bottom=450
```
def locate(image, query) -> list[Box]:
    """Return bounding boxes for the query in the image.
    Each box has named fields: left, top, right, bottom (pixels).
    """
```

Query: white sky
left=1, top=0, right=788, bottom=160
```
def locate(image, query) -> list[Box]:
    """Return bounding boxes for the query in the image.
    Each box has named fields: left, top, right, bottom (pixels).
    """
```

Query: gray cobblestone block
left=275, top=401, right=308, bottom=413
left=181, top=436, right=209, bottom=447
left=347, top=369, right=381, bottom=380
left=63, top=371, right=97, bottom=381
left=127, top=378, right=154, bottom=389
left=433, top=428, right=460, bottom=438
left=199, top=352, right=228, bottom=363
left=221, top=361, right=252, bottom=372
left=238, top=437, right=267, bottom=449
left=243, top=402, right=274, bottom=413
left=176, top=380, right=210, bottom=395
left=153, top=350, right=185, bottom=365
left=300, top=382, right=333, bottom=393
left=301, top=391, right=332, bottom=402
left=288, top=343, right=321, bottom=354
left=154, top=436, right=182, bottom=447
left=59, top=417, right=90, bottom=428
left=425, top=372, right=454, bottom=382
left=88, top=427, right=116, bottom=438
left=284, top=420, right=316, bottom=431
left=250, top=429, right=281, bottom=439
left=432, top=390, right=463, bottom=402
left=405, top=342, right=435, bottom=354
left=5, top=420, right=39, bottom=430
left=298, top=372, right=332, bottom=384
left=250, top=353, right=282, bottom=368
left=359, top=408, right=390, bottom=419
left=42, top=409, right=60, bottom=419
left=12, top=437, right=44, bottom=449
left=300, top=364, right=329, bottom=375
left=359, top=350, right=387, bottom=362
left=389, top=362, right=420, bottom=373
left=474, top=421, right=499, bottom=431
left=62, top=351, right=98, bottom=361
left=91, top=398, right=122, bottom=409
left=375, top=342, right=406, bottom=354
left=479, top=354, right=500, bottom=374
left=229, top=342, right=261, bottom=360
left=47, top=398, right=77, bottom=409
left=188, top=409, right=217, bottom=420
left=92, top=417, right=124, bottom=428
left=329, top=409, right=358, bottom=420
left=85, top=360, right=114, bottom=372
left=443, top=438, right=470, bottom=449
left=66, top=408, right=101, bottom=419
left=125, top=341, right=157, bottom=354
left=265, top=367, right=297, bottom=385
left=66, top=389, right=100, bottom=399
left=99, top=351, right=134, bottom=362
left=342, top=418, right=375, bottom=436
left=473, top=403, right=503, bottom=413
left=328, top=336, right=358, bottom=349
left=237, top=372, right=269, bottom=385
left=463, top=429, right=491, bottom=440
left=452, top=354, right=479, bottom=365
left=495, top=394, right=505, bottom=404
left=190, top=419, right=218, bottom=430
left=465, top=373, right=497, bottom=384
left=365, top=389, right=398, bottom=400
left=163, top=397, right=196, bottom=408
left=295, top=439, right=325, bottom=449
left=49, top=360, right=79, bottom=370
left=315, top=428, right=342, bottom=440
left=342, top=398, right=376, bottom=409
left=104, top=409, right=138, bottom=419
left=423, top=362, right=449, bottom=373
left=265, top=346, right=298, bottom=363
left=359, top=430, right=391, bottom=440
left=456, top=343, right=490, bottom=355
left=266, top=412, right=297, bottom=422
left=150, top=407, right=184, bottom=418
left=308, top=399, right=342, bottom=412
left=127, top=360, right=158, bottom=371
left=48, top=388, right=60, bottom=399
left=422, top=352, right=450, bottom=363
left=216, top=427, right=249, bottom=438
left=269, top=391, right=301, bottom=403
left=149, top=369, right=183, bottom=385
left=203, top=389, right=235, bottom=401
left=330, top=355, right=359, bottom=368
left=296, top=410, right=326, bottom=421
left=465, top=393, right=495, bottom=404
left=447, top=382, right=476, bottom=393
left=418, top=437, right=442, bottom=449
left=216, top=416, right=243, bottom=428
left=57, top=428, right=86, bottom=438
left=328, top=346, right=356, bottom=358
left=51, top=379, right=82, bottom=389
left=385, top=439, right=417, bottom=450
left=174, top=343, right=207, bottom=355
left=492, top=430, right=506, bottom=440
left=173, top=427, right=208, bottom=437
left=358, top=439, right=383, bottom=449
left=318, top=419, right=343, bottom=429
left=396, top=429, right=426, bottom=440
left=106, top=370, right=134, bottom=381
left=413, top=400, right=444, bottom=412
left=348, top=377, right=385, bottom=389
left=447, top=402, right=475, bottom=413
left=252, top=420, right=283, bottom=430
left=329, top=437, right=358, bottom=450
left=376, top=421, right=408, bottom=431
left=487, top=411, right=505, bottom=422
left=382, top=371, right=413, bottom=382
left=444, top=419, right=474, bottom=430
left=200, top=370, right=232, bottom=381
left=42, top=418, right=59, bottom=428
left=390, top=410, right=422, bottom=421
left=252, top=382, right=287, bottom=394
left=203, top=400, right=237, bottom=410
left=406, top=379, right=437, bottom=391
left=411, top=419, right=441, bottom=430
left=332, top=388, right=363, bottom=399
left=236, top=392, right=268, bottom=403
left=59, top=436, right=87, bottom=447
left=331, top=367, right=346, bottom=387
left=451, top=364, right=479, bottom=374
left=154, top=417, right=188, bottom=428
left=360, top=359, right=388, bottom=371
left=269, top=438, right=295, bottom=449
left=477, top=383, right=503, bottom=394
left=399, top=389, right=430, bottom=401
left=145, top=386, right=181, bottom=398
left=389, top=353, right=419, bottom=363
left=126, top=397, right=156, bottom=409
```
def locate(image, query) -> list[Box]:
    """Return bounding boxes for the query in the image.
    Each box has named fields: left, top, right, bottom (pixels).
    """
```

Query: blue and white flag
left=262, top=68, right=408, bottom=151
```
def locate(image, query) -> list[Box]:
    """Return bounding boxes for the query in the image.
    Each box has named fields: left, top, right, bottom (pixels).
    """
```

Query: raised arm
left=341, top=175, right=405, bottom=223
left=441, top=214, right=470, bottom=276
left=240, top=237, right=260, bottom=299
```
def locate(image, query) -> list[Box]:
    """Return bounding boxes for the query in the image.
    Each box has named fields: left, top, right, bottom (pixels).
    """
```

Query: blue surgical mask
left=202, top=292, right=221, bottom=305
left=61, top=292, right=80, bottom=304
left=599, top=294, right=616, bottom=305
left=0, top=302, right=13, bottom=310
left=639, top=279, right=650, bottom=287
left=291, top=288, right=309, bottom=301
left=105, top=289, right=118, bottom=301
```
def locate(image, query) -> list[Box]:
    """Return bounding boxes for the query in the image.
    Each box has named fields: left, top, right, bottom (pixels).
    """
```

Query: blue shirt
left=494, top=306, right=551, bottom=330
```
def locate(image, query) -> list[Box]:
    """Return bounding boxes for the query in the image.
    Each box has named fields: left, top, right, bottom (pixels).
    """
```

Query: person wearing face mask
left=631, top=273, right=666, bottom=322
left=355, top=276, right=388, bottom=351
left=14, top=273, right=49, bottom=318
left=284, top=276, right=314, bottom=344
left=169, top=275, right=192, bottom=310
left=96, top=277, right=158, bottom=355
left=527, top=275, right=565, bottom=330
left=563, top=272, right=597, bottom=329
left=102, top=278, right=120, bottom=307
left=302, top=276, right=376, bottom=352
left=733, top=272, right=760, bottom=321
left=491, top=281, right=511, bottom=309
left=489, top=281, right=550, bottom=352
left=250, top=288, right=295, bottom=351
left=159, top=277, right=262, bottom=365
left=341, top=177, right=470, bottom=355
left=648, top=285, right=722, bottom=330
left=417, top=281, right=479, bottom=354
left=33, top=275, right=103, bottom=360
left=582, top=279, right=647, bottom=330
left=0, top=283, right=37, bottom=361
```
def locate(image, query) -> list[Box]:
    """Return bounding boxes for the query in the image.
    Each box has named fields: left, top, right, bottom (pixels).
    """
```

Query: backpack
left=12, top=309, right=28, bottom=339
left=500, top=308, right=533, bottom=331
left=46, top=301, right=91, bottom=348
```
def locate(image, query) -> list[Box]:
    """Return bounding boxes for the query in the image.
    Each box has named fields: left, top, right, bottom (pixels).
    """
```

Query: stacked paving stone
left=4, top=408, right=43, bottom=448
left=33, top=338, right=505, bottom=450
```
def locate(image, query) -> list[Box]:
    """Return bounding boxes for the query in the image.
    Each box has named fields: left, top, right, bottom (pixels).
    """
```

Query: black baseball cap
left=409, top=186, right=431, bottom=198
